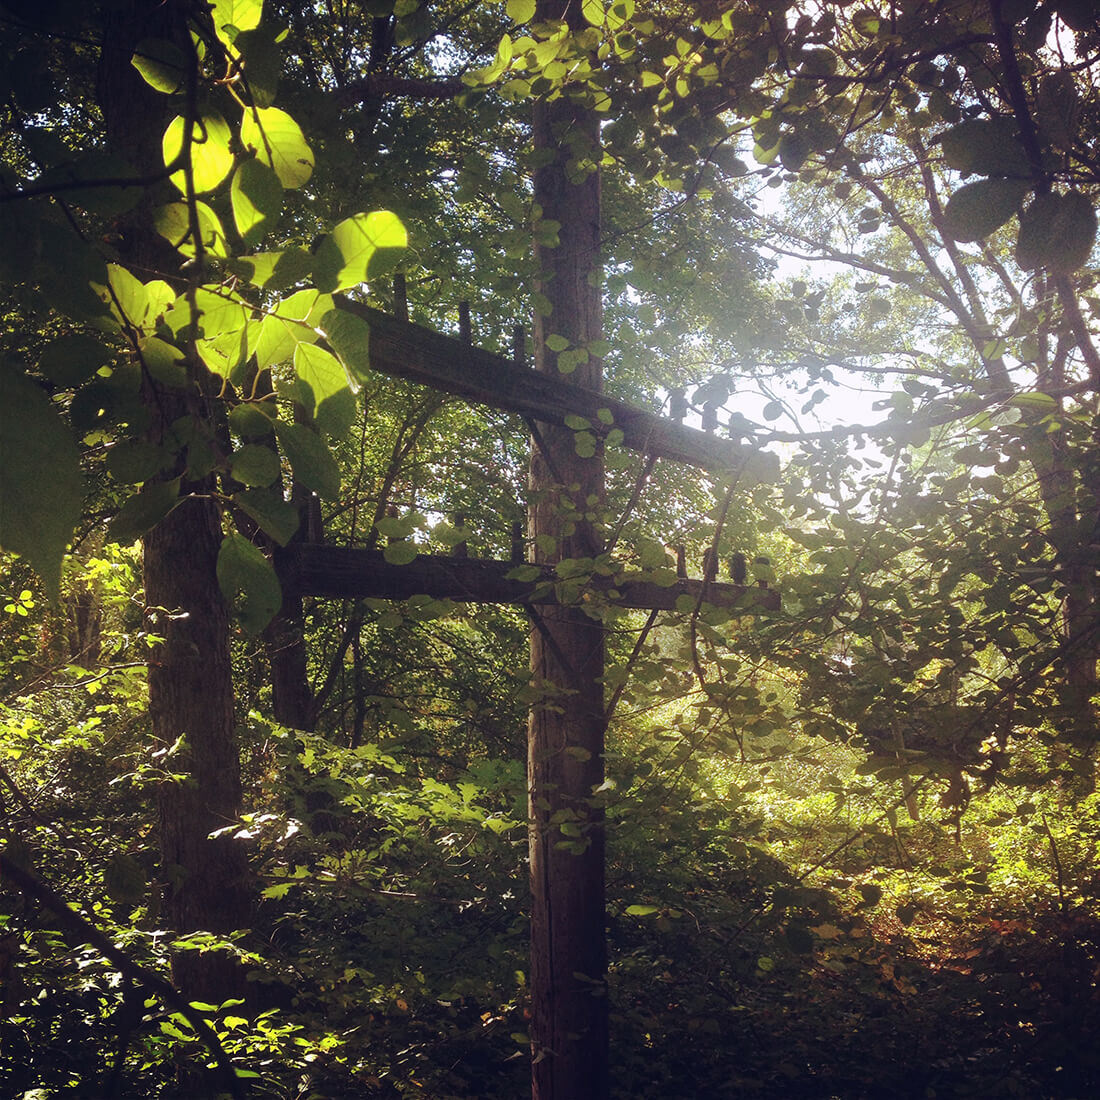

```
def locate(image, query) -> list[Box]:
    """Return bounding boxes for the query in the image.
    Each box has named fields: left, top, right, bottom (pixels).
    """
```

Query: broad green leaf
left=546, top=334, right=570, bottom=352
left=0, top=368, right=84, bottom=599
left=625, top=904, right=660, bottom=916
left=154, top=201, right=229, bottom=258
left=315, top=385, right=358, bottom=439
left=139, top=336, right=189, bottom=388
left=106, top=478, right=182, bottom=545
left=38, top=334, right=113, bottom=388
left=216, top=532, right=282, bottom=634
left=938, top=117, right=1030, bottom=178
left=162, top=112, right=235, bottom=194
left=312, top=210, right=407, bottom=293
left=167, top=286, right=248, bottom=341
left=233, top=488, right=299, bottom=546
left=320, top=307, right=371, bottom=382
left=274, top=421, right=340, bottom=499
left=231, top=158, right=283, bottom=246
left=131, top=38, right=187, bottom=94
left=104, top=853, right=146, bottom=906
left=229, top=401, right=277, bottom=437
left=506, top=0, right=535, bottom=20
left=240, top=107, right=313, bottom=189
left=779, top=133, right=810, bottom=172
left=383, top=541, right=419, bottom=565
left=254, top=289, right=327, bottom=368
left=210, top=0, right=262, bottom=43
left=231, top=247, right=313, bottom=290
left=235, top=25, right=281, bottom=107
left=230, top=443, right=280, bottom=487
left=293, top=342, right=350, bottom=413
left=581, top=0, right=604, bottom=25
left=197, top=327, right=248, bottom=380
left=1016, top=191, right=1097, bottom=272
left=106, top=440, right=172, bottom=484
left=942, top=178, right=1030, bottom=242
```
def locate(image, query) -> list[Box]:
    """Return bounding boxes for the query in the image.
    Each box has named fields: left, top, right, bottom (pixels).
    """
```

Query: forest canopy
left=3, top=0, right=1100, bottom=1097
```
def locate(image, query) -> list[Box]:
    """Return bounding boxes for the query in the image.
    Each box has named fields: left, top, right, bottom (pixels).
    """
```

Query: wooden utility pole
left=527, top=3, right=608, bottom=1095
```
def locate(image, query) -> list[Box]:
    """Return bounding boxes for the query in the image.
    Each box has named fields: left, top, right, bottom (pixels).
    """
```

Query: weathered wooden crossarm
left=282, top=545, right=780, bottom=612
left=335, top=299, right=778, bottom=483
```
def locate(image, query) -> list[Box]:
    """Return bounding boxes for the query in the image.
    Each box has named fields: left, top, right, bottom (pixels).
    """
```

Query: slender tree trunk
left=527, top=3, right=608, bottom=1096
left=98, top=0, right=252, bottom=1004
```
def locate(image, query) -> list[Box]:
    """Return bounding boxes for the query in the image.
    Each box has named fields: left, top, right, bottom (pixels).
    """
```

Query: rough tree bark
left=527, top=2, right=609, bottom=1097
left=98, top=0, right=251, bottom=1004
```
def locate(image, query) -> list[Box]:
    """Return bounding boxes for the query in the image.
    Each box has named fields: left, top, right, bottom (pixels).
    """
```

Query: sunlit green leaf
left=313, top=210, right=407, bottom=293
left=231, top=158, right=283, bottom=245
left=131, top=37, right=187, bottom=94
left=240, top=106, right=313, bottom=189
left=162, top=111, right=235, bottom=194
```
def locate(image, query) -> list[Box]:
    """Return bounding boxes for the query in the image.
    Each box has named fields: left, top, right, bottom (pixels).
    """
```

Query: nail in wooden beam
left=701, top=405, right=718, bottom=433
left=393, top=274, right=408, bottom=322
left=675, top=544, right=687, bottom=580
left=453, top=513, right=468, bottom=558
left=511, top=520, right=525, bottom=564
left=670, top=388, right=687, bottom=422
left=459, top=301, right=471, bottom=344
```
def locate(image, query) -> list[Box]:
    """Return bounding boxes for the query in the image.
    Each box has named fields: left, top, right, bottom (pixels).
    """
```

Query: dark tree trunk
left=98, top=0, right=252, bottom=1004
left=527, top=3, right=608, bottom=1097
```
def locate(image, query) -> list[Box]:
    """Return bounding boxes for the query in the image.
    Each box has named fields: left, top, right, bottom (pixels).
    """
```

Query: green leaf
left=942, top=178, right=1030, bottom=242
left=153, top=201, right=229, bottom=258
left=38, top=334, right=114, bottom=388
left=312, top=210, right=408, bottom=293
left=274, top=422, right=340, bottom=499
left=131, top=38, right=187, bottom=94
left=106, top=440, right=172, bottom=484
left=217, top=532, right=282, bottom=634
left=0, top=368, right=84, bottom=599
left=229, top=401, right=277, bottom=437
left=210, top=0, right=262, bottom=43
left=383, top=541, right=419, bottom=565
left=253, top=289, right=328, bottom=368
left=546, top=334, right=570, bottom=352
left=107, top=479, right=183, bottom=545
left=139, top=336, right=189, bottom=388
left=506, top=0, right=536, bottom=20
left=321, top=307, right=372, bottom=383
left=938, top=117, right=1029, bottom=177
left=231, top=158, right=283, bottom=246
left=230, top=247, right=313, bottom=290
left=240, top=107, right=314, bottom=189
left=625, top=904, right=660, bottom=916
left=233, top=488, right=299, bottom=546
left=104, top=853, right=146, bottom=906
left=293, top=342, right=350, bottom=413
left=162, top=112, right=235, bottom=194
left=1016, top=191, right=1097, bottom=272
left=581, top=0, right=604, bottom=25
left=235, top=25, right=281, bottom=107
left=230, top=444, right=280, bottom=487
